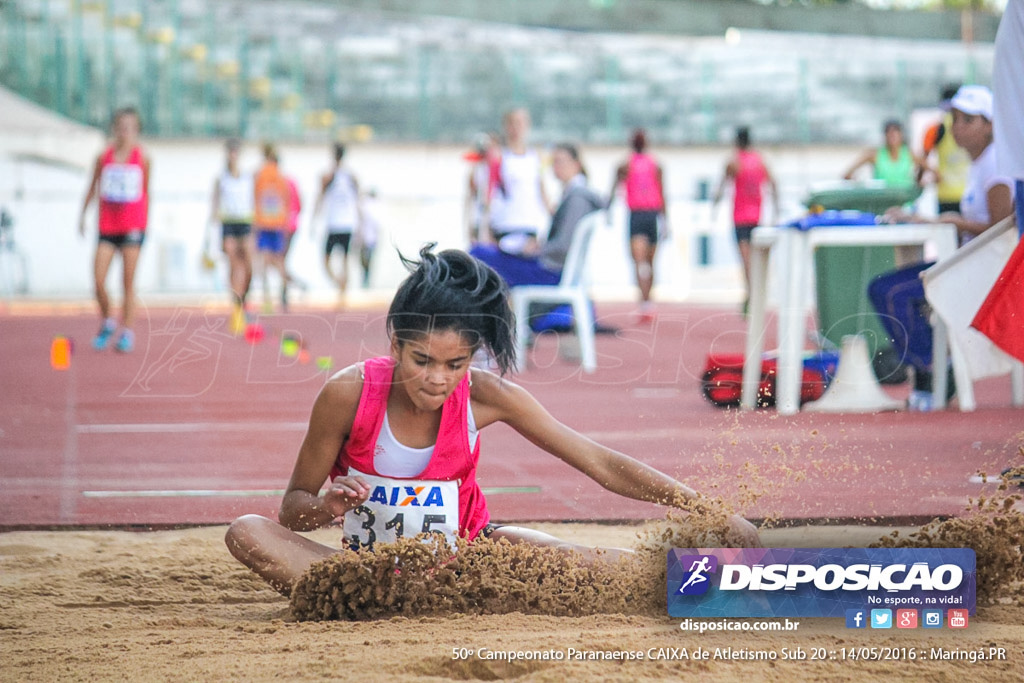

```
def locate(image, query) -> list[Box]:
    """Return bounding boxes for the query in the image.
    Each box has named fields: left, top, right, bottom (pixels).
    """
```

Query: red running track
left=1, top=301, right=1021, bottom=529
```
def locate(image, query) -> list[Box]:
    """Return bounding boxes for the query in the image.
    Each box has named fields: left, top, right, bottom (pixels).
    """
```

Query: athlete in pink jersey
left=78, top=107, right=150, bottom=353
left=279, top=175, right=305, bottom=310
left=713, top=127, right=778, bottom=311
left=226, top=247, right=760, bottom=596
left=611, top=129, right=667, bottom=322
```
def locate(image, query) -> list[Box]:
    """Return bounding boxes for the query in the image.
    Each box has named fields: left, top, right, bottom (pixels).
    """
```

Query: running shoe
left=229, top=305, right=247, bottom=336
left=114, top=329, right=135, bottom=353
left=906, top=389, right=933, bottom=413
left=638, top=310, right=657, bottom=324
left=92, top=320, right=116, bottom=350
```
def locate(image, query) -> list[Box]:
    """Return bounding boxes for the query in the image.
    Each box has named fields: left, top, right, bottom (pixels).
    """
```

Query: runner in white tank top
left=324, top=168, right=359, bottom=235
left=484, top=108, right=551, bottom=254
left=217, top=171, right=254, bottom=225
left=208, top=138, right=255, bottom=320
left=314, top=142, right=363, bottom=306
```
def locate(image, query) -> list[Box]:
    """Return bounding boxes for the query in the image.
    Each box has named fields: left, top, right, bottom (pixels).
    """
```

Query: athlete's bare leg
left=737, top=240, right=752, bottom=297
left=324, top=252, right=348, bottom=307
left=630, top=235, right=656, bottom=305
left=223, top=235, right=254, bottom=305
left=225, top=514, right=338, bottom=597
left=120, top=244, right=141, bottom=328
left=257, top=247, right=272, bottom=311
left=93, top=241, right=117, bottom=320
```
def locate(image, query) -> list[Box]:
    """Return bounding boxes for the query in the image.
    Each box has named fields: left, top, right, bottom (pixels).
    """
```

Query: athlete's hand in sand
left=728, top=514, right=762, bottom=548
left=322, top=475, right=371, bottom=517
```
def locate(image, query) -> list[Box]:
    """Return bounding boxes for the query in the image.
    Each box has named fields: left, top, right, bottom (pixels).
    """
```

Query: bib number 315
left=347, top=507, right=448, bottom=547
left=342, top=470, right=459, bottom=549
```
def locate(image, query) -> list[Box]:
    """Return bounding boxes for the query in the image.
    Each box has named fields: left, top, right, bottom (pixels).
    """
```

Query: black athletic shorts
left=629, top=210, right=660, bottom=245
left=99, top=230, right=145, bottom=249
left=734, top=222, right=758, bottom=244
left=480, top=523, right=504, bottom=538
left=325, top=232, right=352, bottom=257
left=222, top=221, right=252, bottom=239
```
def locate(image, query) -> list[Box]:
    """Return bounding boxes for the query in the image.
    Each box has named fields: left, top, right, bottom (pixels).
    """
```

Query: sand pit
left=2, top=522, right=1022, bottom=682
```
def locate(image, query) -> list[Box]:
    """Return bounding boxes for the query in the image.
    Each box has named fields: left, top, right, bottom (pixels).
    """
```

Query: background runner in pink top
left=625, top=152, right=664, bottom=212
left=612, top=129, right=667, bottom=322
left=78, top=107, right=151, bottom=354
left=97, top=146, right=148, bottom=235
left=731, top=149, right=769, bottom=228
left=713, top=127, right=779, bottom=311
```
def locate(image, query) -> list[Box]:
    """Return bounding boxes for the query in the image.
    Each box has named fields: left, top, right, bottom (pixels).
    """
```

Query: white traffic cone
left=804, top=334, right=903, bottom=413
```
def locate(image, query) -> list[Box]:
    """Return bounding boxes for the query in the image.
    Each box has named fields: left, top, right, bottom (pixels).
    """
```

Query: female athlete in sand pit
left=226, top=246, right=760, bottom=596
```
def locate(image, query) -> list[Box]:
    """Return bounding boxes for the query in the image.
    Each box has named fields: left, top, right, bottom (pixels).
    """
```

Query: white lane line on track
left=76, top=422, right=689, bottom=441
left=967, top=474, right=1010, bottom=484
left=76, top=422, right=309, bottom=434
left=82, top=486, right=542, bottom=498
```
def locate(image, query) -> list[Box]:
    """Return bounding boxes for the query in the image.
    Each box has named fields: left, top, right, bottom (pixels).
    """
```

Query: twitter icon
left=870, top=609, right=892, bottom=629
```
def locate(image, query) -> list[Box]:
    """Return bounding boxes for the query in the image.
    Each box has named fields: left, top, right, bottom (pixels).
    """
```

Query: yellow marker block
left=51, top=336, right=71, bottom=370
left=200, top=250, right=216, bottom=271
left=281, top=338, right=300, bottom=357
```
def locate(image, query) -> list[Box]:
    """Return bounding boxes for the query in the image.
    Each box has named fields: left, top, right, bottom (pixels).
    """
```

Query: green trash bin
left=804, top=183, right=922, bottom=351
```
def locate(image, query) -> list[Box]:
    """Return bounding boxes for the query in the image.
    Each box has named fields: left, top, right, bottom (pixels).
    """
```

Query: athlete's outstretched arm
left=472, top=374, right=760, bottom=545
left=278, top=365, right=370, bottom=531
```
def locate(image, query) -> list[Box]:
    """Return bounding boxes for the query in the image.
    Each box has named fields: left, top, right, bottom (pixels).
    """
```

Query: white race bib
left=342, top=468, right=459, bottom=549
left=100, top=164, right=143, bottom=203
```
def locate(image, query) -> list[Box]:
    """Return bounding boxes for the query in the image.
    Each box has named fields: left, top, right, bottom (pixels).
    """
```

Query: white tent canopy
left=0, top=86, right=104, bottom=170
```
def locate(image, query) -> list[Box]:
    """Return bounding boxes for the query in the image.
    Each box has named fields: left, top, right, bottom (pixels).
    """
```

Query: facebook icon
left=845, top=609, right=867, bottom=629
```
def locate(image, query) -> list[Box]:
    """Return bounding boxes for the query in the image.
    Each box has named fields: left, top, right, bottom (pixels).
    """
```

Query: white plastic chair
left=511, top=210, right=603, bottom=373
left=922, top=216, right=1024, bottom=411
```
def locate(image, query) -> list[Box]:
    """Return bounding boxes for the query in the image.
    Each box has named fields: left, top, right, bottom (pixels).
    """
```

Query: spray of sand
left=292, top=445, right=1024, bottom=621
left=290, top=497, right=747, bottom=621
left=871, top=459, right=1024, bottom=604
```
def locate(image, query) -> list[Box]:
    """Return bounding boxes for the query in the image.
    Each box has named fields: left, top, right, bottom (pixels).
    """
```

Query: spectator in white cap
left=867, top=83, right=1015, bottom=411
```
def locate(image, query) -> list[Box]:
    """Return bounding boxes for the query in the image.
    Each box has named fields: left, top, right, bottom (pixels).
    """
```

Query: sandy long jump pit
left=2, top=488, right=1022, bottom=683
left=2, top=305, right=1023, bottom=680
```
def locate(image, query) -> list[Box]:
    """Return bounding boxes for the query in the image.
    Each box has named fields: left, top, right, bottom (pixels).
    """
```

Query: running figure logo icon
left=676, top=554, right=718, bottom=595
